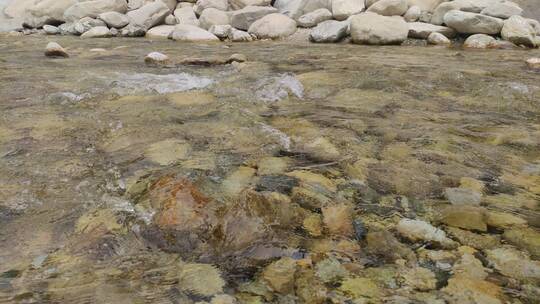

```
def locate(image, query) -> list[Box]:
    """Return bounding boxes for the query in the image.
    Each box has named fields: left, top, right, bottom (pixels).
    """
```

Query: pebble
left=227, top=53, right=247, bottom=63
left=526, top=57, right=540, bottom=69
left=44, top=42, right=69, bottom=58
left=144, top=51, right=170, bottom=65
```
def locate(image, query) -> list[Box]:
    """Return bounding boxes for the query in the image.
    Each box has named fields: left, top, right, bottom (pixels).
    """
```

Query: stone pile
left=4, top=0, right=540, bottom=48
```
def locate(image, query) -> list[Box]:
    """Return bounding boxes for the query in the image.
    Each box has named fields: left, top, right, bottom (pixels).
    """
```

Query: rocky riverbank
left=2, top=0, right=540, bottom=48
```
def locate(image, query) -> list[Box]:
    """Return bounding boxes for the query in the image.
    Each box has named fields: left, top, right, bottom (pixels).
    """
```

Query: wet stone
left=444, top=187, right=482, bottom=206
left=302, top=213, right=323, bottom=237
left=261, top=257, right=297, bottom=294
left=255, top=175, right=298, bottom=194
left=144, top=51, right=170, bottom=65
left=178, top=263, right=225, bottom=297
left=396, top=218, right=456, bottom=248
left=45, top=42, right=68, bottom=58
left=402, top=267, right=437, bottom=291
left=446, top=227, right=500, bottom=250
left=322, top=203, right=354, bottom=237
left=486, top=246, right=540, bottom=284
left=502, top=227, right=540, bottom=259
left=366, top=230, right=416, bottom=263
left=439, top=206, right=487, bottom=232
left=315, top=258, right=349, bottom=284
left=339, top=277, right=381, bottom=300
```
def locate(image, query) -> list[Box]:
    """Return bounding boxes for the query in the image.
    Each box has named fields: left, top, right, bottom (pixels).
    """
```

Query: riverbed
left=1, top=35, right=539, bottom=303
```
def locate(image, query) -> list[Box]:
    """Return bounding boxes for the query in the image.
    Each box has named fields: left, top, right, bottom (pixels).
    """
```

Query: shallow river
left=0, top=35, right=539, bottom=304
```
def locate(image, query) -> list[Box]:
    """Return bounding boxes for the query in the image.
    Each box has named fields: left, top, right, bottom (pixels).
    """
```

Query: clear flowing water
left=0, top=35, right=539, bottom=304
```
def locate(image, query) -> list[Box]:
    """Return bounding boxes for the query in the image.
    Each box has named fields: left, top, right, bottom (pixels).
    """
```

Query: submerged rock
left=440, top=206, right=487, bottom=231
left=296, top=268, right=328, bottom=304
left=261, top=257, right=297, bottom=294
left=503, top=227, right=540, bottom=259
left=303, top=213, right=323, bottom=236
left=45, top=42, right=69, bottom=58
left=367, top=230, right=416, bottom=262
left=315, top=258, right=349, bottom=284
left=339, top=277, right=381, bottom=300
left=452, top=252, right=488, bottom=280
left=402, top=267, right=437, bottom=291
left=444, top=187, right=482, bottom=206
left=486, top=246, right=540, bottom=284
left=144, top=139, right=190, bottom=164
left=396, top=218, right=456, bottom=248
left=178, top=263, right=226, bottom=297
left=322, top=203, right=354, bottom=237
left=485, top=211, right=527, bottom=229
left=443, top=276, right=503, bottom=304
left=446, top=227, right=500, bottom=250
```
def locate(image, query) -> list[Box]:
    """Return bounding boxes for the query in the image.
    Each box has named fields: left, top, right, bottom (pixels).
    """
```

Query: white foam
left=255, top=73, right=304, bottom=102
left=112, top=72, right=214, bottom=95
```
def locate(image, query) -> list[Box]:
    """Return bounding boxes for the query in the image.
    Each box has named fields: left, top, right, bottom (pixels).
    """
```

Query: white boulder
left=63, top=0, right=127, bottom=22
left=80, top=26, right=112, bottom=38
left=481, top=1, right=523, bottom=19
left=404, top=5, right=421, bottom=22
left=171, top=24, right=220, bottom=41
left=332, top=0, right=365, bottom=21
left=350, top=12, right=409, bottom=44
left=145, top=24, right=175, bottom=39
left=463, top=33, right=496, bottom=48
left=193, top=0, right=229, bottom=15
left=309, top=20, right=349, bottom=42
left=231, top=6, right=278, bottom=30
left=98, top=11, right=129, bottom=28
left=443, top=10, right=504, bottom=34
left=297, top=8, right=333, bottom=27
left=174, top=6, right=200, bottom=27
left=367, top=0, right=408, bottom=16
left=408, top=22, right=456, bottom=39
left=230, top=0, right=272, bottom=10
left=127, top=0, right=170, bottom=31
left=248, top=13, right=297, bottom=39
left=199, top=8, right=230, bottom=30
left=501, top=15, right=537, bottom=47
left=427, top=31, right=451, bottom=44
left=273, top=0, right=332, bottom=20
